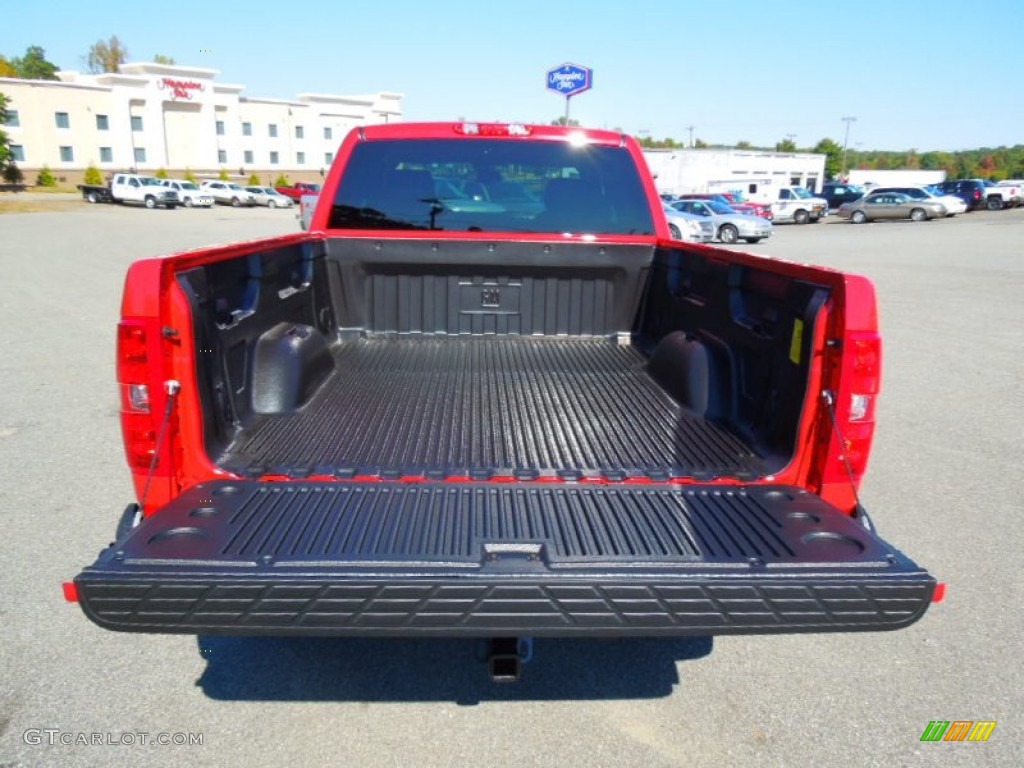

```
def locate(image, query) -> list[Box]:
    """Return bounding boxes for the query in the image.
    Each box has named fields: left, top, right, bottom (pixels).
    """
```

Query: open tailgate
left=74, top=480, right=935, bottom=637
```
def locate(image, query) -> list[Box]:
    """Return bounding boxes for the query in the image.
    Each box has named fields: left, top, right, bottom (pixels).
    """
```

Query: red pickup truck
left=68, top=122, right=937, bottom=680
left=274, top=181, right=321, bottom=202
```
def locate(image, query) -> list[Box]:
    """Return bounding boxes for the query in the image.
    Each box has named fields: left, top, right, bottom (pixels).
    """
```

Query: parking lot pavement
left=0, top=206, right=1020, bottom=767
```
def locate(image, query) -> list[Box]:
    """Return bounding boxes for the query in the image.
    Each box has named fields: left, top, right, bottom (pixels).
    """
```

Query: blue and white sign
left=546, top=63, right=593, bottom=98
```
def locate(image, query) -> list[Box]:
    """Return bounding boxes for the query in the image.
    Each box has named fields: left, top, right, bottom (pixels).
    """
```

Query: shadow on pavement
left=195, top=635, right=713, bottom=704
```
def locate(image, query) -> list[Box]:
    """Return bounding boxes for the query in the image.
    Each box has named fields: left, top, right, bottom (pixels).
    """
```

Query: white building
left=0, top=62, right=402, bottom=179
left=643, top=148, right=827, bottom=196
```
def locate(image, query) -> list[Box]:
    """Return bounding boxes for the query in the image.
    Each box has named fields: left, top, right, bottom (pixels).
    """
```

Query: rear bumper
left=76, top=571, right=935, bottom=638
left=74, top=481, right=936, bottom=638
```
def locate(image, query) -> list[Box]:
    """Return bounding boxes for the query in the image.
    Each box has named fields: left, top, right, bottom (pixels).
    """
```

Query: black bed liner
left=218, top=337, right=767, bottom=480
left=75, top=480, right=935, bottom=637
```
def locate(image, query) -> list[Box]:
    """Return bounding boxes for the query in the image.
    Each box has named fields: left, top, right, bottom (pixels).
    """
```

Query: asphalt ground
left=0, top=203, right=1021, bottom=767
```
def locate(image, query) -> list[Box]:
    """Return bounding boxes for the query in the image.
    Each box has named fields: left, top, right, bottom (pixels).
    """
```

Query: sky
left=5, top=0, right=1023, bottom=152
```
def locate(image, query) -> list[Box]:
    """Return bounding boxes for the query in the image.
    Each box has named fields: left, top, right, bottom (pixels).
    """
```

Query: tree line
left=636, top=134, right=1024, bottom=181
left=1, top=37, right=175, bottom=79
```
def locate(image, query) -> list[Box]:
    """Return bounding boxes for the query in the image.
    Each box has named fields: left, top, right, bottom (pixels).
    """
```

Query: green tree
left=217, top=168, right=229, bottom=181
left=735, top=140, right=752, bottom=149
left=0, top=91, right=20, bottom=183
left=153, top=54, right=175, bottom=65
left=274, top=173, right=290, bottom=187
left=812, top=137, right=843, bottom=179
left=86, top=36, right=129, bottom=74
left=36, top=165, right=56, bottom=187
left=154, top=167, right=168, bottom=179
left=83, top=164, right=103, bottom=185
left=247, top=172, right=261, bottom=186
left=183, top=168, right=196, bottom=182
left=775, top=138, right=798, bottom=152
left=0, top=56, right=17, bottom=77
left=693, top=138, right=709, bottom=149
left=11, top=45, right=59, bottom=80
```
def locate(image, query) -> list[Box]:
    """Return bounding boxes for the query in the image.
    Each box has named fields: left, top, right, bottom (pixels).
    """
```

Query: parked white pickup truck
left=985, top=180, right=1022, bottom=209
left=110, top=174, right=180, bottom=209
left=159, top=179, right=214, bottom=208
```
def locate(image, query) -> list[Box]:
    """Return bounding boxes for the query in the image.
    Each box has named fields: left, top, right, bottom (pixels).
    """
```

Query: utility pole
left=841, top=116, right=857, bottom=178
left=686, top=125, right=695, bottom=148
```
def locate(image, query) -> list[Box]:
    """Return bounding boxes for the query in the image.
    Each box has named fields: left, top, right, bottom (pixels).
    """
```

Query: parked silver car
left=199, top=181, right=256, bottom=207
left=871, top=186, right=966, bottom=216
left=663, top=204, right=715, bottom=243
left=669, top=199, right=773, bottom=243
left=245, top=186, right=294, bottom=208
left=837, top=192, right=947, bottom=223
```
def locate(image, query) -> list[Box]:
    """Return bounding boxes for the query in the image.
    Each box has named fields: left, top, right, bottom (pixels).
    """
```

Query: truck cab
left=110, top=174, right=180, bottom=209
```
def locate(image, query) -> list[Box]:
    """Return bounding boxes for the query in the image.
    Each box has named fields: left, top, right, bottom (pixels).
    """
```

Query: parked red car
left=677, top=193, right=773, bottom=221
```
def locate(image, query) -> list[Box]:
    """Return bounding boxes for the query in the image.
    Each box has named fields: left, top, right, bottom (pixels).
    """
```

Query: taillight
left=118, top=322, right=148, bottom=382
left=973, top=189, right=981, bottom=200
left=117, top=319, right=161, bottom=471
left=823, top=331, right=881, bottom=483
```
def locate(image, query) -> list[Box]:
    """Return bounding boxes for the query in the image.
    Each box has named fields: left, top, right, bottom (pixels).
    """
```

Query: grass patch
left=0, top=198, right=83, bottom=213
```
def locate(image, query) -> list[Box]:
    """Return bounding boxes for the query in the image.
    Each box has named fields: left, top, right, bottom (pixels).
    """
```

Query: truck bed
left=218, top=337, right=766, bottom=480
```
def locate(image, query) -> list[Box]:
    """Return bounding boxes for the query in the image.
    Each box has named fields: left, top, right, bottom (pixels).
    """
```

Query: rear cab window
left=327, top=138, right=655, bottom=235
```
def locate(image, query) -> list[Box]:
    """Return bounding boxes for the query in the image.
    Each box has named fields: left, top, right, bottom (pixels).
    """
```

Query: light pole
left=841, top=116, right=857, bottom=178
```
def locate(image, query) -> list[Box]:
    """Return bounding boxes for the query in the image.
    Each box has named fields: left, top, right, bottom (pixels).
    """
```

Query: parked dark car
left=820, top=183, right=866, bottom=210
left=934, top=179, right=987, bottom=211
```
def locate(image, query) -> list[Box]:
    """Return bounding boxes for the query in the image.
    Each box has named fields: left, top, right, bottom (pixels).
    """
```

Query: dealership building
left=0, top=62, right=402, bottom=180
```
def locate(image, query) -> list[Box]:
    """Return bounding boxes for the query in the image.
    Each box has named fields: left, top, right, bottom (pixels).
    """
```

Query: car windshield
left=328, top=138, right=655, bottom=234
left=263, top=188, right=280, bottom=194
left=790, top=187, right=813, bottom=199
left=706, top=201, right=737, bottom=215
left=180, top=182, right=199, bottom=190
left=246, top=187, right=262, bottom=193
left=228, top=184, right=245, bottom=191
left=140, top=177, right=163, bottom=186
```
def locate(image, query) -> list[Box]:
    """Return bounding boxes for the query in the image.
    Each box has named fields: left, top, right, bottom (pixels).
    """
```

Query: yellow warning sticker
left=789, top=318, right=804, bottom=364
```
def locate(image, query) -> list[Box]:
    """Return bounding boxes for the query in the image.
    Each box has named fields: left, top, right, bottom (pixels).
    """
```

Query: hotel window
left=216, top=120, right=225, bottom=136
left=59, top=146, right=74, bottom=162
left=96, top=114, right=109, bottom=130
left=99, top=147, right=113, bottom=163
left=131, top=115, right=143, bottom=131
left=11, top=144, right=25, bottom=162
left=218, top=149, right=227, bottom=164
left=323, top=126, right=332, bottom=140
left=268, top=124, right=278, bottom=138
left=296, top=152, right=305, bottom=165
left=242, top=122, right=252, bottom=136
left=270, top=151, right=279, bottom=165
left=295, top=125, right=304, bottom=139
left=55, top=112, right=70, bottom=129
left=5, top=110, right=20, bottom=127
left=244, top=150, right=254, bottom=164
left=324, top=152, right=333, bottom=165
left=134, top=147, right=146, bottom=163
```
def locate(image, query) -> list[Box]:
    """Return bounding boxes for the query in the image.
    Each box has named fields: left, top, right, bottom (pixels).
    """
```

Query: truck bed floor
left=219, top=337, right=766, bottom=479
